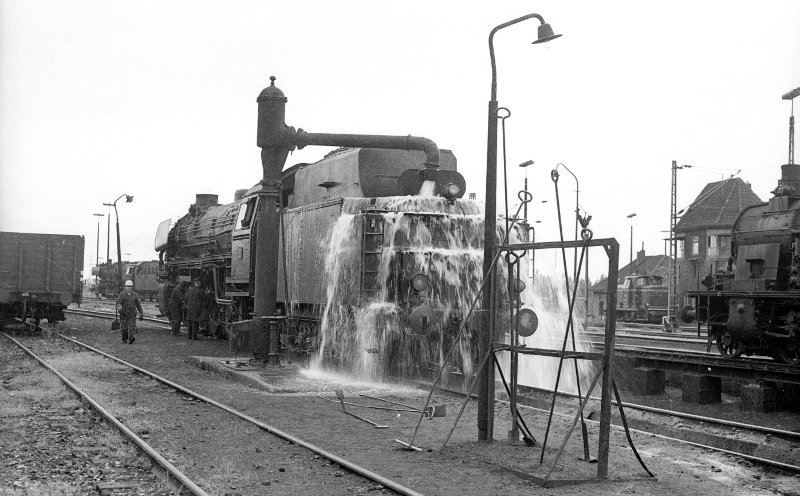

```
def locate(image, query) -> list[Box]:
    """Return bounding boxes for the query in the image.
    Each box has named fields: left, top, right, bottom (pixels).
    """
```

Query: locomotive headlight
left=411, top=273, right=429, bottom=292
left=409, top=305, right=436, bottom=334
left=442, top=183, right=460, bottom=201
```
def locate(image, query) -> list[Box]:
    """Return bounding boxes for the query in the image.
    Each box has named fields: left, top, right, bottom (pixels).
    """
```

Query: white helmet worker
left=124, top=280, right=134, bottom=287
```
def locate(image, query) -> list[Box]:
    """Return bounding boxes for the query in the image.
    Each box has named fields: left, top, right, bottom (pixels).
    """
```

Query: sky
left=1, top=0, right=799, bottom=282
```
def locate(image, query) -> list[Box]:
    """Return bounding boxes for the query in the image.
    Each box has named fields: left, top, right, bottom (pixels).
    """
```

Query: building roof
left=592, top=253, right=672, bottom=291
left=674, top=177, right=763, bottom=233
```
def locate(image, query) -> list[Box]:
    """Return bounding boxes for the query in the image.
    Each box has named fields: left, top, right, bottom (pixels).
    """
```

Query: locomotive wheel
left=716, top=330, right=744, bottom=359
left=776, top=340, right=800, bottom=365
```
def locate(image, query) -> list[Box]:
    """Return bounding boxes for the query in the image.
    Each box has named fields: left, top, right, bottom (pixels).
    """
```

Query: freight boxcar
left=0, top=232, right=84, bottom=328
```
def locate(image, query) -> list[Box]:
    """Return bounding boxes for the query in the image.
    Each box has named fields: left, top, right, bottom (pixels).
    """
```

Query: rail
left=2, top=332, right=210, bottom=495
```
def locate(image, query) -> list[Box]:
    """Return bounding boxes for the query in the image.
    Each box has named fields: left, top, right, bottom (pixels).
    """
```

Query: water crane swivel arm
left=257, top=76, right=441, bottom=179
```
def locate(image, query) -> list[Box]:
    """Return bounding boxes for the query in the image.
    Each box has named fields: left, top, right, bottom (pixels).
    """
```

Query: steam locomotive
left=155, top=147, right=511, bottom=378
left=683, top=162, right=800, bottom=365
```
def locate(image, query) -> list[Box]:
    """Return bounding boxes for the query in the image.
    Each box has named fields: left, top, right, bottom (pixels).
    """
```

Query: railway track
left=2, top=331, right=420, bottom=495
left=66, top=308, right=169, bottom=328
left=510, top=384, right=800, bottom=473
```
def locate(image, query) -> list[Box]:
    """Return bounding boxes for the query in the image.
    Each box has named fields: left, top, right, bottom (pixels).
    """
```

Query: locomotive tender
left=684, top=162, right=800, bottom=365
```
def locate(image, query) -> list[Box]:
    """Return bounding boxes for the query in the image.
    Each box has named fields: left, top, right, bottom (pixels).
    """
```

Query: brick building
left=673, top=177, right=763, bottom=307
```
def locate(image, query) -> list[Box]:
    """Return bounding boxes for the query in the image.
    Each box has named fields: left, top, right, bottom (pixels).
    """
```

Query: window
left=719, top=235, right=730, bottom=251
left=707, top=234, right=730, bottom=259
left=707, top=235, right=718, bottom=258
left=749, top=260, right=765, bottom=278
left=691, top=236, right=699, bottom=256
left=235, top=197, right=258, bottom=230
left=677, top=239, right=685, bottom=259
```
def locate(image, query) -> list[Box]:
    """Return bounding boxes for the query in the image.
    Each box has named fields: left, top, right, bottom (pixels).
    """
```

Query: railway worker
left=168, top=281, right=185, bottom=335
left=184, top=278, right=204, bottom=340
left=116, top=280, right=144, bottom=344
left=200, top=286, right=215, bottom=338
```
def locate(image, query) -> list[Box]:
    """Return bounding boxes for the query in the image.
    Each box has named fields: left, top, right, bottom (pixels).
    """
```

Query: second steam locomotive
left=683, top=167, right=800, bottom=365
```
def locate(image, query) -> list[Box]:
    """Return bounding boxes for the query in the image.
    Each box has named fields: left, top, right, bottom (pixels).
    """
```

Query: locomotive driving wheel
left=776, top=338, right=800, bottom=365
left=716, top=330, right=744, bottom=358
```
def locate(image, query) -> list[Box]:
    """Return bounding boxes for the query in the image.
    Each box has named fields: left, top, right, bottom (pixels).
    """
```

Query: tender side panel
left=278, top=199, right=346, bottom=306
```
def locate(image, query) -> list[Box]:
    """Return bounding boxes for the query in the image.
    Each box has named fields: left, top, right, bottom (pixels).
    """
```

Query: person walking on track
left=116, top=279, right=144, bottom=344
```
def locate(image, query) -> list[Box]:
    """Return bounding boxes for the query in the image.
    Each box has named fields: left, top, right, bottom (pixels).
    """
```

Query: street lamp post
left=668, top=161, right=691, bottom=326
left=103, top=194, right=134, bottom=294
left=627, top=213, right=637, bottom=276
left=106, top=204, right=111, bottom=265
left=93, top=213, right=104, bottom=288
left=519, top=160, right=534, bottom=224
left=479, top=13, right=560, bottom=442
left=554, top=163, right=583, bottom=311
left=519, top=160, right=535, bottom=281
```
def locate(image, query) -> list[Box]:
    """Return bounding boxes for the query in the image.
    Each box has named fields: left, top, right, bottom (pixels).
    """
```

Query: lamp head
left=519, top=160, right=534, bottom=168
left=627, top=213, right=637, bottom=219
left=125, top=195, right=134, bottom=203
left=532, top=23, right=562, bottom=44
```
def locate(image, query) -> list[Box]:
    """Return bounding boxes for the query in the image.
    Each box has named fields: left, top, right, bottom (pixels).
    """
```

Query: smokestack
left=194, top=194, right=219, bottom=207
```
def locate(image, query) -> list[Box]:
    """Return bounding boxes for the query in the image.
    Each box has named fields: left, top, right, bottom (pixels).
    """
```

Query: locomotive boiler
left=684, top=162, right=800, bottom=365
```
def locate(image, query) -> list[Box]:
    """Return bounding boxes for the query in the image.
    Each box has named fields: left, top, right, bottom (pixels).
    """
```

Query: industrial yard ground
left=2, top=311, right=799, bottom=495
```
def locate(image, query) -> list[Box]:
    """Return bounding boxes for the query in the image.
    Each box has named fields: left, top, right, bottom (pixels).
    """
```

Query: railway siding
left=0, top=341, right=172, bottom=495
left=3, top=332, right=395, bottom=496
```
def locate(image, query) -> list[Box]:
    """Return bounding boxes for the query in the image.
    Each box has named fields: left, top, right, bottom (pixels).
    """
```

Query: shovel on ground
left=335, top=390, right=388, bottom=429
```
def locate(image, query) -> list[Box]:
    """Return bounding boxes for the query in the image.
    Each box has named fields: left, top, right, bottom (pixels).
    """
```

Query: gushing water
left=513, top=250, right=596, bottom=395
left=312, top=197, right=484, bottom=382
left=310, top=195, right=595, bottom=394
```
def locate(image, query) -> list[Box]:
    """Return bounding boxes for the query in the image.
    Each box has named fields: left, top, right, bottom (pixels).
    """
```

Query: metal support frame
left=485, top=237, right=622, bottom=481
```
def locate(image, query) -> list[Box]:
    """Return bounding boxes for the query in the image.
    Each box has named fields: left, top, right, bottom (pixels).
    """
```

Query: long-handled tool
left=359, top=394, right=446, bottom=419
left=335, top=390, right=388, bottom=429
